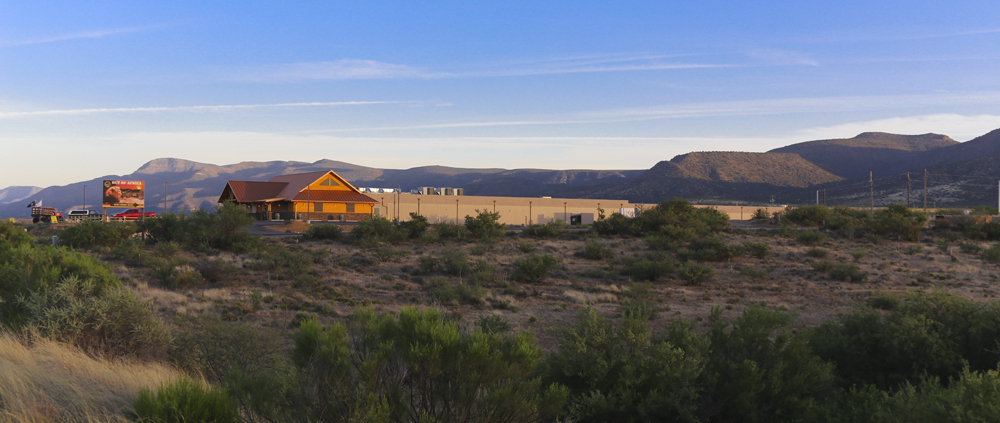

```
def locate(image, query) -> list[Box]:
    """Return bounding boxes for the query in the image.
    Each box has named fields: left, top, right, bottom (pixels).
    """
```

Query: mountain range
left=3, top=128, right=1000, bottom=218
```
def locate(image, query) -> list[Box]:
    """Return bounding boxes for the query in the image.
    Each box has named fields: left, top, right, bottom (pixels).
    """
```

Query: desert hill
left=0, top=186, right=42, bottom=205
left=768, top=132, right=957, bottom=180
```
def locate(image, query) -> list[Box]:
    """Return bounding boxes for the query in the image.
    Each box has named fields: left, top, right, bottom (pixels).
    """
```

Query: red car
left=112, top=209, right=156, bottom=220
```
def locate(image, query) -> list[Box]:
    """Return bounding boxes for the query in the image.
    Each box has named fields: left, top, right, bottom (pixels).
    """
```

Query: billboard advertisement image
left=103, top=180, right=145, bottom=208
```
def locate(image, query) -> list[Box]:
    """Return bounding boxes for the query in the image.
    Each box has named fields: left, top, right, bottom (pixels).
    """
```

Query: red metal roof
left=224, top=181, right=288, bottom=202
left=291, top=190, right=377, bottom=203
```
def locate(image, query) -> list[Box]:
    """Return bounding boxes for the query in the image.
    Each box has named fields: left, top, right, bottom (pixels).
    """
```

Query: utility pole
left=870, top=171, right=874, bottom=214
left=924, top=169, right=928, bottom=213
left=816, top=190, right=819, bottom=205
left=907, top=172, right=911, bottom=208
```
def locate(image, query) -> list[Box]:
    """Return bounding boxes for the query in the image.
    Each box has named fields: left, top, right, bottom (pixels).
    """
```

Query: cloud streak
left=0, top=23, right=171, bottom=48
left=0, top=101, right=417, bottom=119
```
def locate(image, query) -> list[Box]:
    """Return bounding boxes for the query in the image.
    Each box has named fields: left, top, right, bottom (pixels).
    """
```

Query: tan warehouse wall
left=369, top=194, right=787, bottom=225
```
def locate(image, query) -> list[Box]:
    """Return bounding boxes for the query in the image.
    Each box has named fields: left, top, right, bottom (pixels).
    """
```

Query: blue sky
left=2, top=1, right=1000, bottom=187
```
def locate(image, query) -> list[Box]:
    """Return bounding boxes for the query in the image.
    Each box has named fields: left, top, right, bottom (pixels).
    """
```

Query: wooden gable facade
left=219, top=170, right=377, bottom=221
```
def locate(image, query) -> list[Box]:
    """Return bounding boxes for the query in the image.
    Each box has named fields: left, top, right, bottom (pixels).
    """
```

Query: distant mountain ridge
left=4, top=128, right=1000, bottom=217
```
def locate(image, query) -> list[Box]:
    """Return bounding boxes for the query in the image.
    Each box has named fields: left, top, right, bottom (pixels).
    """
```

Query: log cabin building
left=218, top=170, right=377, bottom=221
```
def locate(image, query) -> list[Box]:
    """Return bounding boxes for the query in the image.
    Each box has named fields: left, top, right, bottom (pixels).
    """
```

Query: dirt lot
left=92, top=223, right=999, bottom=350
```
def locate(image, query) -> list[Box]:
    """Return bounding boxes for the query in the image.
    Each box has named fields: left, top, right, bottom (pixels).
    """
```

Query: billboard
left=103, top=180, right=145, bottom=208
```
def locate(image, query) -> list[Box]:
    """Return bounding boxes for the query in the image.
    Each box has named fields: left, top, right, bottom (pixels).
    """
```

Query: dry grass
left=0, top=332, right=182, bottom=422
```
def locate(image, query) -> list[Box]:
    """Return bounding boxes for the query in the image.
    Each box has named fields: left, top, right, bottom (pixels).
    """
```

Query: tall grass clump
left=133, top=377, right=240, bottom=423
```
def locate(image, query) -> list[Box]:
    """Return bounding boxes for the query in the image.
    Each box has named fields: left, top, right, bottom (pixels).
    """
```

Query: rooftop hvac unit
left=442, top=188, right=453, bottom=196
left=454, top=188, right=464, bottom=196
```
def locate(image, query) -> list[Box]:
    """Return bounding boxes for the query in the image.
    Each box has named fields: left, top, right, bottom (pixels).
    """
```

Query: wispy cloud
left=308, top=92, right=1000, bottom=133
left=222, top=60, right=444, bottom=82
left=222, top=53, right=743, bottom=82
left=0, top=23, right=171, bottom=48
left=0, top=101, right=416, bottom=119
left=745, top=49, right=818, bottom=66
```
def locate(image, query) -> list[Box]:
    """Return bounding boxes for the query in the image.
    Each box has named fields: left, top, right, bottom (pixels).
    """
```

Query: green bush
left=18, top=275, right=171, bottom=361
left=677, top=260, right=715, bottom=285
left=742, top=241, right=772, bottom=258
left=751, top=208, right=770, bottom=221
left=372, top=245, right=409, bottom=263
left=441, top=248, right=471, bottom=276
left=959, top=243, right=983, bottom=254
left=786, top=205, right=832, bottom=226
left=580, top=240, right=615, bottom=260
left=851, top=248, right=868, bottom=261
left=135, top=202, right=258, bottom=252
left=982, top=244, right=1000, bottom=265
left=593, top=198, right=729, bottom=237
left=797, top=230, right=828, bottom=245
left=60, top=220, right=137, bottom=248
left=676, top=236, right=742, bottom=262
left=246, top=244, right=311, bottom=279
left=807, top=247, right=830, bottom=258
left=523, top=221, right=566, bottom=238
left=350, top=216, right=407, bottom=244
left=828, top=263, right=866, bottom=282
left=193, top=258, right=241, bottom=284
left=133, top=377, right=240, bottom=423
left=426, top=277, right=486, bottom=306
left=515, top=240, right=537, bottom=253
left=905, top=244, right=924, bottom=255
left=624, top=256, right=675, bottom=281
left=399, top=212, right=429, bottom=238
left=476, top=314, right=512, bottom=334
left=514, top=254, right=560, bottom=283
left=302, top=224, right=344, bottom=241
left=812, top=259, right=836, bottom=273
left=293, top=307, right=568, bottom=422
left=868, top=294, right=901, bottom=310
left=739, top=266, right=769, bottom=281
left=810, top=291, right=1000, bottom=390
left=465, top=209, right=506, bottom=241
left=619, top=282, right=658, bottom=321
left=432, top=221, right=466, bottom=239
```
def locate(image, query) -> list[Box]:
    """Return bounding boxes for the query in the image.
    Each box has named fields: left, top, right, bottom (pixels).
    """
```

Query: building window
left=314, top=202, right=323, bottom=212
left=319, top=178, right=340, bottom=187
left=346, top=203, right=355, bottom=213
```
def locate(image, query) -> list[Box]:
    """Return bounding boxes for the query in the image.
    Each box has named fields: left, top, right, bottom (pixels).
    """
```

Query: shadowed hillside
left=769, top=132, right=957, bottom=180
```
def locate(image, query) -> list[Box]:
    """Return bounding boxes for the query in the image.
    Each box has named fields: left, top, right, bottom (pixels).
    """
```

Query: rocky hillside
left=769, top=132, right=957, bottom=180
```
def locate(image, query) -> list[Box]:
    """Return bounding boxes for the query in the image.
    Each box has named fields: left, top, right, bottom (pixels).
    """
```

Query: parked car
left=112, top=209, right=156, bottom=220
left=67, top=209, right=102, bottom=222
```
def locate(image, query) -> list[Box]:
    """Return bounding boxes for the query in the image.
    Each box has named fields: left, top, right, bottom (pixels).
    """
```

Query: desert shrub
left=156, top=240, right=183, bottom=257
left=812, top=259, right=836, bottom=273
left=828, top=263, right=866, bottom=282
left=0, top=242, right=118, bottom=324
left=593, top=198, right=728, bottom=237
left=293, top=307, right=567, bottom=422
left=418, top=256, right=440, bottom=274
left=18, top=275, right=171, bottom=361
left=644, top=234, right=683, bottom=251
left=785, top=205, right=832, bottom=227
left=739, top=266, right=769, bottom=282
left=867, top=205, right=928, bottom=242
left=982, top=244, right=1000, bottom=265
left=547, top=306, right=832, bottom=423
left=523, top=221, right=566, bottom=238
left=959, top=243, right=983, bottom=254
left=465, top=209, right=506, bottom=241
left=797, top=230, right=828, bottom=245
left=441, top=248, right=472, bottom=276
left=677, top=260, right=715, bottom=285
left=469, top=242, right=492, bottom=256
left=544, top=308, right=703, bottom=422
left=135, top=203, right=259, bottom=252
left=432, top=221, right=466, bottom=239
left=810, top=291, right=1000, bottom=390
left=476, top=314, right=512, bottom=334
left=580, top=240, right=615, bottom=260
left=868, top=294, right=901, bottom=310
left=905, top=244, right=924, bottom=255
left=624, top=256, right=675, bottom=282
left=399, top=212, right=429, bottom=238
left=60, top=220, right=137, bottom=248
left=302, top=224, right=344, bottom=241
left=807, top=247, right=830, bottom=258
left=470, top=260, right=497, bottom=285
left=169, top=269, right=205, bottom=289
left=111, top=237, right=145, bottom=264
left=514, top=254, right=561, bottom=283
left=751, top=208, right=770, bottom=221
left=350, top=216, right=406, bottom=244
left=742, top=241, right=772, bottom=258
left=372, top=245, right=408, bottom=262
left=426, top=277, right=486, bottom=306
left=851, top=248, right=868, bottom=261
left=133, top=376, right=240, bottom=423
left=515, top=239, right=537, bottom=253
left=246, top=244, right=311, bottom=278
left=619, top=282, right=658, bottom=321
left=676, top=236, right=742, bottom=262
left=193, top=258, right=241, bottom=284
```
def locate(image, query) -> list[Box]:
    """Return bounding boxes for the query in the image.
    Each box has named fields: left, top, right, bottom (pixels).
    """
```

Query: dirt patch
left=261, top=221, right=314, bottom=234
